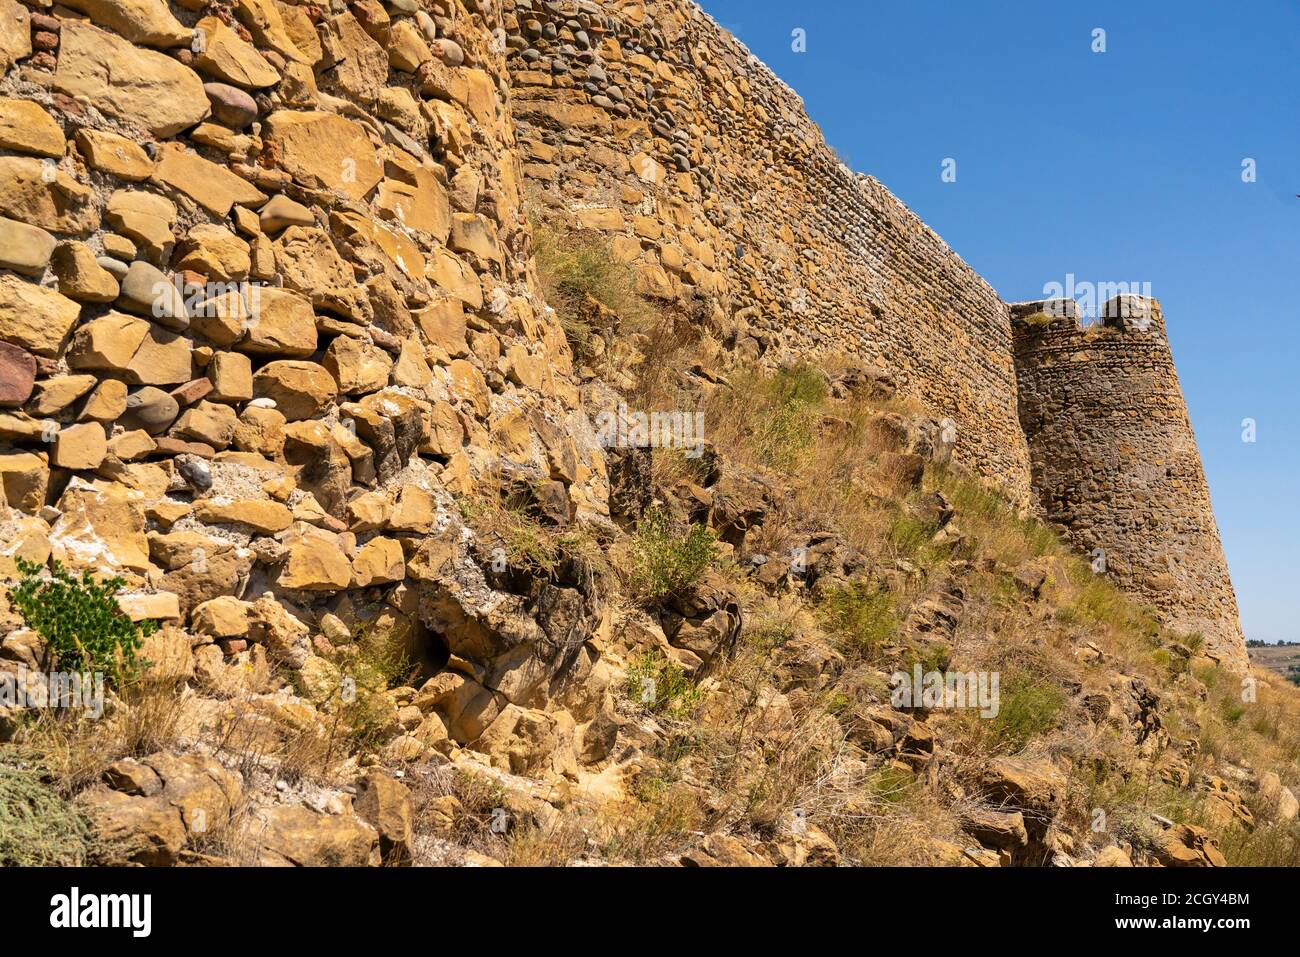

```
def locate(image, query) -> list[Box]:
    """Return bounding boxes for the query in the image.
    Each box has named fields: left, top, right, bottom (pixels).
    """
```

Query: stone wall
left=501, top=0, right=1035, bottom=506
left=1011, top=297, right=1246, bottom=670
left=0, top=0, right=1249, bottom=702
left=0, top=0, right=614, bottom=737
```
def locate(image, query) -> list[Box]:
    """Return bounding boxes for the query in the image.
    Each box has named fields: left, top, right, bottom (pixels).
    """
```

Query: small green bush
left=752, top=365, right=827, bottom=470
left=630, top=506, right=718, bottom=600
left=1219, top=699, right=1247, bottom=724
left=626, top=652, right=701, bottom=719
left=0, top=763, right=96, bottom=866
left=818, top=581, right=898, bottom=660
left=991, top=672, right=1067, bottom=750
left=7, top=558, right=156, bottom=684
left=532, top=219, right=656, bottom=343
left=867, top=765, right=919, bottom=805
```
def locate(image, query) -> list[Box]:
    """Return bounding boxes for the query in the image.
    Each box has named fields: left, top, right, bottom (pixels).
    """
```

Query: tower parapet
left=1011, top=296, right=1247, bottom=669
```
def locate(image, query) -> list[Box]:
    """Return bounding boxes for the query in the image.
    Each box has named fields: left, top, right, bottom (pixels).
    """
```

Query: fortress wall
left=1011, top=297, right=1247, bottom=670
left=503, top=0, right=1035, bottom=506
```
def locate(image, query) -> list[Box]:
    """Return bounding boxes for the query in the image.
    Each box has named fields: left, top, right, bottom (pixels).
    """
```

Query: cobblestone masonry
left=502, top=0, right=1036, bottom=507
left=1011, top=297, right=1246, bottom=670
left=501, top=0, right=1245, bottom=667
left=0, top=0, right=1246, bottom=675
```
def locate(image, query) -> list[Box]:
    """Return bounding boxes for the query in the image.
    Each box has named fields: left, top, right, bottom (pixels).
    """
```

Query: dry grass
left=16, top=674, right=191, bottom=795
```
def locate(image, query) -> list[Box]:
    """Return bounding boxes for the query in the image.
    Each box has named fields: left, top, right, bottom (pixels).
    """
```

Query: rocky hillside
left=0, top=0, right=1295, bottom=868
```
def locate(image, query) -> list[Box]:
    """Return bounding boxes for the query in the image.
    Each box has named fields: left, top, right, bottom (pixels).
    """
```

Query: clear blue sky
left=699, top=0, right=1300, bottom=643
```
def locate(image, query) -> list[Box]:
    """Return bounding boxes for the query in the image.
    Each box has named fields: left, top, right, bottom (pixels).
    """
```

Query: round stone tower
left=1011, top=295, right=1247, bottom=671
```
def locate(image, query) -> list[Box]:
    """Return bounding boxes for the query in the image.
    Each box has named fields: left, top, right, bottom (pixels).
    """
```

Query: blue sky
left=699, top=0, right=1300, bottom=643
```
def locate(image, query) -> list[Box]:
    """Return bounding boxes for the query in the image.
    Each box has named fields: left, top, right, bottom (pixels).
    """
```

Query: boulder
left=353, top=770, right=413, bottom=865
left=262, top=111, right=382, bottom=201
left=0, top=99, right=64, bottom=158
left=53, top=21, right=210, bottom=136
left=253, top=360, right=337, bottom=421
left=249, top=805, right=378, bottom=867
left=58, top=0, right=191, bottom=49
left=0, top=275, right=81, bottom=357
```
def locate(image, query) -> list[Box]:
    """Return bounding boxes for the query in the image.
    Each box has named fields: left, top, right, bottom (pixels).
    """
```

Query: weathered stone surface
left=76, top=128, right=155, bottom=182
left=353, top=771, right=413, bottom=864
left=387, top=20, right=431, bottom=73
left=173, top=400, right=240, bottom=449
left=175, top=224, right=251, bottom=282
left=273, top=226, right=366, bottom=319
left=232, top=0, right=310, bottom=65
left=0, top=216, right=56, bottom=277
left=258, top=194, right=314, bottom=233
left=351, top=536, right=404, bottom=587
left=117, top=260, right=188, bottom=329
left=249, top=805, right=377, bottom=867
left=194, top=16, right=280, bottom=88
left=208, top=352, right=253, bottom=401
left=449, top=213, right=501, bottom=262
left=318, top=12, right=387, bottom=104
left=240, top=287, right=316, bottom=356
left=0, top=451, right=48, bottom=511
left=77, top=788, right=186, bottom=866
left=53, top=21, right=210, bottom=136
left=151, top=142, right=267, bottom=216
left=191, top=595, right=254, bottom=638
left=262, top=111, right=382, bottom=201
left=52, top=422, right=108, bottom=470
left=51, top=241, right=120, bottom=302
left=120, top=385, right=179, bottom=434
left=0, top=341, right=35, bottom=407
left=276, top=529, right=353, bottom=591
left=0, top=99, right=64, bottom=157
left=58, top=0, right=192, bottom=49
left=0, top=0, right=30, bottom=76
left=0, top=275, right=81, bottom=357
left=49, top=482, right=150, bottom=572
left=0, top=156, right=99, bottom=236
left=376, top=167, right=450, bottom=241
left=323, top=336, right=392, bottom=395
left=203, top=82, right=259, bottom=129
left=104, top=189, right=176, bottom=260
left=194, top=497, right=293, bottom=533
left=253, top=360, right=338, bottom=421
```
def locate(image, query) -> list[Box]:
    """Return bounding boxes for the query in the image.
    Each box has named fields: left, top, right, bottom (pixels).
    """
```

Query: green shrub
left=630, top=506, right=718, bottom=599
left=867, top=765, right=919, bottom=805
left=7, top=558, right=156, bottom=684
left=0, top=763, right=96, bottom=866
left=751, top=365, right=827, bottom=470
left=991, top=672, right=1067, bottom=750
left=1219, top=699, right=1247, bottom=724
left=626, top=652, right=701, bottom=719
left=532, top=219, right=656, bottom=343
left=818, top=581, right=898, bottom=661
